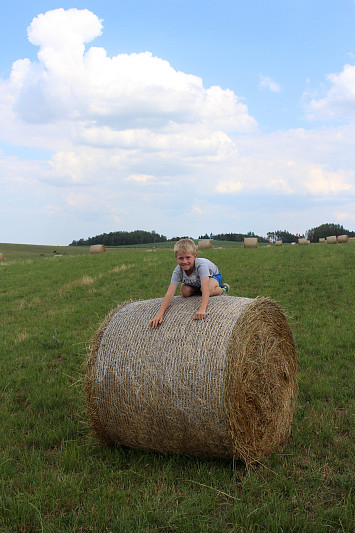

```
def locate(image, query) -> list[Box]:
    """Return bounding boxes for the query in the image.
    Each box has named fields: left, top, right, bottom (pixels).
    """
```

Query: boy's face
left=175, top=250, right=197, bottom=274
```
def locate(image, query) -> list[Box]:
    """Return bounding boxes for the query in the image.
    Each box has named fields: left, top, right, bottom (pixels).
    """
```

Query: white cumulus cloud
left=0, top=8, right=354, bottom=244
left=304, top=63, right=355, bottom=120
left=259, top=73, right=281, bottom=93
left=306, top=167, right=352, bottom=195
left=215, top=180, right=244, bottom=194
left=5, top=8, right=256, bottom=136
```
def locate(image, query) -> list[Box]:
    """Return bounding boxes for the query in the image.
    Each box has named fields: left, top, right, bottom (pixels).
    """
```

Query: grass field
left=0, top=242, right=354, bottom=532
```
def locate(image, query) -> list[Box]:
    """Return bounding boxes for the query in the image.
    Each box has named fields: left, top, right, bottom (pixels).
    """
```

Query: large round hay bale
left=198, top=239, right=213, bottom=250
left=275, top=240, right=282, bottom=246
left=244, top=237, right=258, bottom=248
left=319, top=238, right=326, bottom=243
left=349, top=237, right=355, bottom=242
left=86, top=296, right=298, bottom=463
left=326, top=236, right=337, bottom=244
left=298, top=238, right=308, bottom=245
left=90, top=244, right=106, bottom=254
left=337, top=235, right=349, bottom=244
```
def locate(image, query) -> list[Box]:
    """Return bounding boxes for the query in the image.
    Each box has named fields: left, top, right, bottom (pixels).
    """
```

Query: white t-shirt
left=171, top=258, right=220, bottom=287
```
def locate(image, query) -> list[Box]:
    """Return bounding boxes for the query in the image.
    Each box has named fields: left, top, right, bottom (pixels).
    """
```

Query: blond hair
left=173, top=238, right=196, bottom=257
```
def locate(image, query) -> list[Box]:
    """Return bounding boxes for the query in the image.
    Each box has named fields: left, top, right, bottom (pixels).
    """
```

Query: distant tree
left=167, top=236, right=193, bottom=241
left=213, top=233, right=243, bottom=242
left=267, top=230, right=303, bottom=243
left=306, top=223, right=354, bottom=243
left=69, top=230, right=167, bottom=246
left=213, top=232, right=267, bottom=243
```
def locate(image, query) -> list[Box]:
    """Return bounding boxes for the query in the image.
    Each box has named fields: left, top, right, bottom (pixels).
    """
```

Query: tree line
left=69, top=230, right=168, bottom=247
left=69, top=223, right=354, bottom=247
left=199, top=231, right=269, bottom=243
left=305, top=223, right=354, bottom=243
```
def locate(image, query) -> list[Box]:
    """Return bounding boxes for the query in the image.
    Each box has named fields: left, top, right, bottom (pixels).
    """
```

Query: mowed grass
left=0, top=242, right=354, bottom=532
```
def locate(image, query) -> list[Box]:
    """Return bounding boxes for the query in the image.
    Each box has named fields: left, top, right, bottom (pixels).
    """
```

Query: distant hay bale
left=337, top=235, right=349, bottom=244
left=319, top=238, right=326, bottom=243
left=244, top=238, right=258, bottom=249
left=86, top=296, right=298, bottom=463
left=349, top=237, right=355, bottom=242
left=198, top=239, right=213, bottom=250
left=0, top=253, right=5, bottom=262
left=326, top=236, right=337, bottom=245
left=90, top=244, right=106, bottom=254
left=275, top=240, right=282, bottom=246
left=298, top=238, right=308, bottom=245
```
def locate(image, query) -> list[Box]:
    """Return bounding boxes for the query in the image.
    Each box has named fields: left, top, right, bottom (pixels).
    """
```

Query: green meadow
left=0, top=242, right=354, bottom=532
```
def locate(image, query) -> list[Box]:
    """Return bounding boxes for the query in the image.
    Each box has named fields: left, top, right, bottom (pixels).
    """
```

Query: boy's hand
left=194, top=309, right=206, bottom=320
left=150, top=314, right=164, bottom=328
left=150, top=283, right=177, bottom=328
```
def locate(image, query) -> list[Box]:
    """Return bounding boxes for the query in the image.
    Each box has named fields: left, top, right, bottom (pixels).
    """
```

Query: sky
left=1, top=1, right=355, bottom=245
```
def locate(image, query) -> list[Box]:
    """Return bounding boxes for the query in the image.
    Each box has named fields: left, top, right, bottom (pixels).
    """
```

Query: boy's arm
left=194, top=277, right=210, bottom=320
left=150, top=283, right=177, bottom=328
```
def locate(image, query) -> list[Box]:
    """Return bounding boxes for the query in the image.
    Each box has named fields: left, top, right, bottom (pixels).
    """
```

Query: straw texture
left=86, top=295, right=298, bottom=462
left=326, top=236, right=337, bottom=244
left=198, top=239, right=213, bottom=249
left=90, top=244, right=106, bottom=254
left=337, top=235, right=349, bottom=243
left=244, top=238, right=258, bottom=248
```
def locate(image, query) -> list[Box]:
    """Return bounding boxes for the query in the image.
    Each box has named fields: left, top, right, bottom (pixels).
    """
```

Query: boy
left=150, top=238, right=229, bottom=328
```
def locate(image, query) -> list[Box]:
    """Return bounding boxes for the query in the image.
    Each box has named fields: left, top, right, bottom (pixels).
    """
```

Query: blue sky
left=1, top=1, right=354, bottom=244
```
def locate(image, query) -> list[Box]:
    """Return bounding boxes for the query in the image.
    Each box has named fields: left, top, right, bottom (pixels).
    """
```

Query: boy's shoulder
left=195, top=257, right=211, bottom=266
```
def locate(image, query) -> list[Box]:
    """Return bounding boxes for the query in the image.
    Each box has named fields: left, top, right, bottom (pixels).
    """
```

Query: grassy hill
left=0, top=239, right=281, bottom=262
left=0, top=242, right=353, bottom=532
left=0, top=240, right=248, bottom=260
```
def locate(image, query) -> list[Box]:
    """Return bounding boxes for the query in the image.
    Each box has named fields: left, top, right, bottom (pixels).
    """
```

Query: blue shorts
left=212, top=272, right=223, bottom=286
left=183, top=272, right=223, bottom=291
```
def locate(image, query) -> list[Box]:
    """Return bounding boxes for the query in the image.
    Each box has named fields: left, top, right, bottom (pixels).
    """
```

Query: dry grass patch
left=109, top=264, right=134, bottom=273
left=30, top=297, right=42, bottom=307
left=16, top=299, right=27, bottom=310
left=14, top=330, right=29, bottom=344
left=66, top=275, right=95, bottom=289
